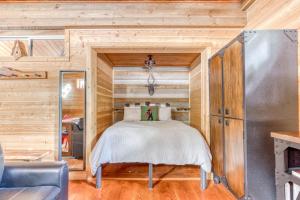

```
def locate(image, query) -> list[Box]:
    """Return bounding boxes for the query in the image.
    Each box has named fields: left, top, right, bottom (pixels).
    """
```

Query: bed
left=90, top=120, right=212, bottom=190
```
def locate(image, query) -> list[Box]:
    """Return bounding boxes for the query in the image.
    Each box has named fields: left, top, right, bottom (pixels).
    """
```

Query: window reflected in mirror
left=60, top=71, right=86, bottom=171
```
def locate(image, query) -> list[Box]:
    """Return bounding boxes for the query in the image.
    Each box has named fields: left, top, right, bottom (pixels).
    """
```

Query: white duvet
left=90, top=120, right=212, bottom=175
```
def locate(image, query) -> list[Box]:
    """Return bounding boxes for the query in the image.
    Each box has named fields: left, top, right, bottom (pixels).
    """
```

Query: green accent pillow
left=141, top=106, right=159, bottom=121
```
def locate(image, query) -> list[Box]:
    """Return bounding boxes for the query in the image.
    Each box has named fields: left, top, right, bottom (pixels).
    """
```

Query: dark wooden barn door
left=223, top=41, right=244, bottom=119
left=210, top=116, right=224, bottom=177
left=224, top=118, right=244, bottom=198
left=209, top=55, right=223, bottom=116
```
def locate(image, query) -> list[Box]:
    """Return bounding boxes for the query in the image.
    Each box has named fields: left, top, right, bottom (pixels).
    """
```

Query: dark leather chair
left=0, top=145, right=69, bottom=200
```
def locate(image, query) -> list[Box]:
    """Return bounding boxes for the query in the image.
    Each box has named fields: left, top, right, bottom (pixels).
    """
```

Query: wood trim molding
left=86, top=47, right=98, bottom=166
left=190, top=54, right=201, bottom=70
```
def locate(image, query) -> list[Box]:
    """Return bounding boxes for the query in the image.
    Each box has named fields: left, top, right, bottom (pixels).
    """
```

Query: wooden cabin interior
left=0, top=0, right=300, bottom=200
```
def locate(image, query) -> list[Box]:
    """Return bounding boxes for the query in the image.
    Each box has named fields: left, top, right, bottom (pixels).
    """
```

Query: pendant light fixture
left=144, top=55, right=156, bottom=96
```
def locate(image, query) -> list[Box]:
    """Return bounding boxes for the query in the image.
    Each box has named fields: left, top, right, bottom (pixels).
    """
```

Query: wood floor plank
left=69, top=180, right=236, bottom=200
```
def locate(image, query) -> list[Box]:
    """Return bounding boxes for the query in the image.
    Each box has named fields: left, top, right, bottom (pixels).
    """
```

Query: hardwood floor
left=101, top=164, right=201, bottom=180
left=69, top=180, right=236, bottom=200
left=69, top=164, right=236, bottom=199
left=64, top=157, right=84, bottom=170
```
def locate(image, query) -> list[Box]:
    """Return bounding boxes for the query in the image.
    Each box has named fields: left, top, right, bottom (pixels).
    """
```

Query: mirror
left=59, top=71, right=86, bottom=171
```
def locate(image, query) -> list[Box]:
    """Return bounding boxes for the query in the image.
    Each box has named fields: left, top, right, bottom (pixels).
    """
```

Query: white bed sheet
left=90, top=120, right=212, bottom=175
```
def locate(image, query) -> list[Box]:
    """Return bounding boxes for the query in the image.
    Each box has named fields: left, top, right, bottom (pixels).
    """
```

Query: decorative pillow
left=141, top=106, right=159, bottom=121
left=0, top=144, right=4, bottom=184
left=159, top=107, right=172, bottom=121
left=124, top=107, right=141, bottom=121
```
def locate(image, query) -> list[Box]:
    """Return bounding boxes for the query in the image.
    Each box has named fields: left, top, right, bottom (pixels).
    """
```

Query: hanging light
left=144, top=55, right=157, bottom=96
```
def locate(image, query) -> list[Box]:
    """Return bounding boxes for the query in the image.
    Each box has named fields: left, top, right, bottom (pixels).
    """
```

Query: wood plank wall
left=189, top=48, right=211, bottom=143
left=0, top=27, right=239, bottom=162
left=190, top=57, right=202, bottom=133
left=0, top=63, right=62, bottom=160
left=113, top=67, right=190, bottom=123
left=0, top=2, right=246, bottom=28
left=0, top=0, right=244, bottom=164
left=0, top=0, right=299, bottom=167
left=96, top=54, right=113, bottom=137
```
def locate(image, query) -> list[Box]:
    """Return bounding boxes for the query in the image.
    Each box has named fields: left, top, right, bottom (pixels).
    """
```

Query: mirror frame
left=58, top=70, right=86, bottom=171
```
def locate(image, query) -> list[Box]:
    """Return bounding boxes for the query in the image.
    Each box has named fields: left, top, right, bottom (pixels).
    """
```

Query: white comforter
left=90, top=120, right=212, bottom=175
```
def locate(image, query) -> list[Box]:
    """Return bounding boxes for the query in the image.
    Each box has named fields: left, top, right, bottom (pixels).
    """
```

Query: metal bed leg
left=96, top=164, right=102, bottom=189
left=201, top=166, right=207, bottom=190
left=148, top=163, right=153, bottom=190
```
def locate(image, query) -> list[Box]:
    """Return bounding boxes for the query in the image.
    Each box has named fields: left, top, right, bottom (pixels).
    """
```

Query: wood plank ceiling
left=104, top=53, right=200, bottom=67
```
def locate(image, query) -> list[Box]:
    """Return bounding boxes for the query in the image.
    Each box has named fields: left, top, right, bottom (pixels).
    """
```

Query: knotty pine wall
left=0, top=2, right=246, bottom=29
left=190, top=48, right=211, bottom=144
left=1, top=0, right=298, bottom=166
left=96, top=54, right=113, bottom=139
left=113, top=67, right=190, bottom=123
left=0, top=1, right=246, bottom=163
left=190, top=60, right=202, bottom=134
left=0, top=28, right=239, bottom=163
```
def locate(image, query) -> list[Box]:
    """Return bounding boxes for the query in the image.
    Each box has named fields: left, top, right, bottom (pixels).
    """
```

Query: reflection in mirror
left=59, top=71, right=86, bottom=171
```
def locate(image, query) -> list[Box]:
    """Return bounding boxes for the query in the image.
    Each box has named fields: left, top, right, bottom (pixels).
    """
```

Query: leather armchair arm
left=1, top=161, right=68, bottom=199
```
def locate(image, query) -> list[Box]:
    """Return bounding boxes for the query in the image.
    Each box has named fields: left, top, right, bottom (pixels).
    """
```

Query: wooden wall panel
left=96, top=54, right=113, bottom=136
left=0, top=40, right=16, bottom=56
left=0, top=26, right=239, bottom=163
left=0, top=2, right=246, bottom=28
left=32, top=40, right=65, bottom=57
left=190, top=56, right=201, bottom=132
left=0, top=67, right=63, bottom=160
left=0, top=0, right=245, bottom=165
left=190, top=48, right=211, bottom=143
left=113, top=67, right=190, bottom=123
left=68, top=28, right=240, bottom=69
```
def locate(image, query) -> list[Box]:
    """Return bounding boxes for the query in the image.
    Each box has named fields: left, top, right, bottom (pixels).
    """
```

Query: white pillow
left=159, top=107, right=172, bottom=121
left=124, top=107, right=141, bottom=121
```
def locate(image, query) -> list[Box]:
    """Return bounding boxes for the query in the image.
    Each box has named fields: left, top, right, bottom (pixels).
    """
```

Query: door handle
left=225, top=108, right=229, bottom=115
left=218, top=108, right=222, bottom=114
left=218, top=119, right=222, bottom=124
left=225, top=120, right=229, bottom=126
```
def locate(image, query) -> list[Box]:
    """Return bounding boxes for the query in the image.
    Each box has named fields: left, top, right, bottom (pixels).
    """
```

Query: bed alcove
left=84, top=47, right=211, bottom=188
left=1, top=1, right=300, bottom=199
